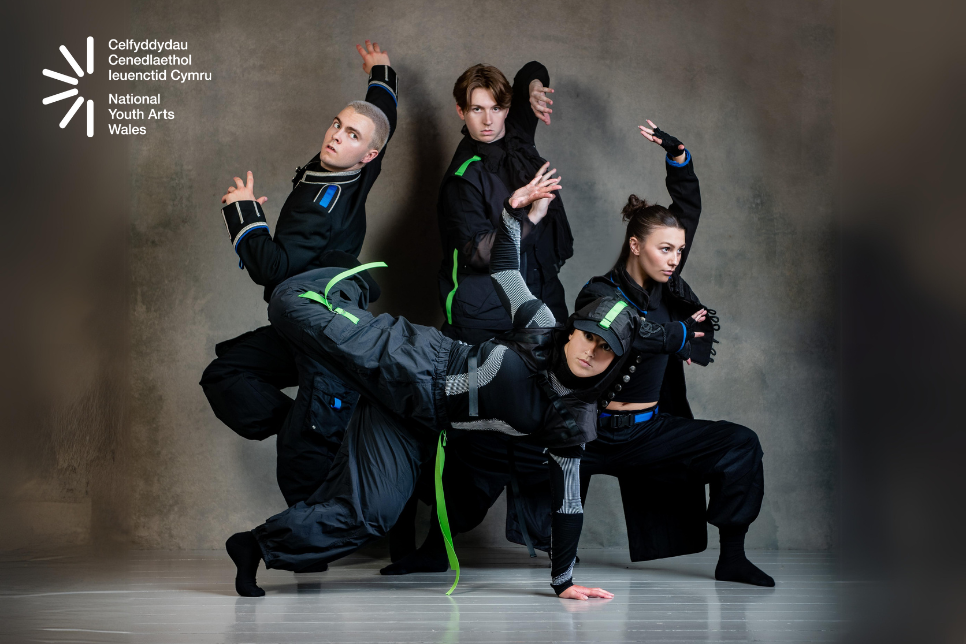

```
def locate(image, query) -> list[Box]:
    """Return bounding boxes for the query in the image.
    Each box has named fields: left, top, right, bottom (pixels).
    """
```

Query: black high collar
left=610, top=264, right=664, bottom=314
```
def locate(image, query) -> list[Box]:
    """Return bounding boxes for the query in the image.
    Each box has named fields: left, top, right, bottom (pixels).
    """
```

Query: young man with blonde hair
left=200, top=41, right=398, bottom=508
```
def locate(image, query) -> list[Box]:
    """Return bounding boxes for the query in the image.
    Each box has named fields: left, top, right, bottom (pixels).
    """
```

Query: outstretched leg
left=268, top=268, right=449, bottom=433
left=247, top=402, right=433, bottom=579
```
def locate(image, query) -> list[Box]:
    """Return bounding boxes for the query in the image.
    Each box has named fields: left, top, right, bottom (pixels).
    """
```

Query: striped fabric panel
left=548, top=372, right=574, bottom=396
left=449, top=418, right=526, bottom=437
left=550, top=453, right=583, bottom=514
left=552, top=558, right=577, bottom=587
left=444, top=345, right=507, bottom=396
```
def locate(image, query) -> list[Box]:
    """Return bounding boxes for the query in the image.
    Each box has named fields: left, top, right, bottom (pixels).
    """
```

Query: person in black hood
left=223, top=172, right=701, bottom=600
left=387, top=59, right=574, bottom=565
left=199, top=41, right=398, bottom=507
left=573, top=121, right=774, bottom=587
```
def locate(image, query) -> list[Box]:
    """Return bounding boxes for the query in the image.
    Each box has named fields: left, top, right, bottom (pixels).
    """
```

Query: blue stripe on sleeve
left=367, top=83, right=397, bottom=105
left=234, top=222, right=269, bottom=252
left=666, top=149, right=691, bottom=167
left=677, top=321, right=687, bottom=352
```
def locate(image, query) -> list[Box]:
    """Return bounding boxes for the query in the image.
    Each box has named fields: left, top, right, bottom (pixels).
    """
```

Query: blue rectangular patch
left=319, top=185, right=337, bottom=208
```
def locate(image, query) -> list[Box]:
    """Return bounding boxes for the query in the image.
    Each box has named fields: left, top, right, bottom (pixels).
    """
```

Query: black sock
left=715, top=526, right=775, bottom=587
left=380, top=513, right=449, bottom=575
left=226, top=531, right=266, bottom=597
left=389, top=495, right=419, bottom=562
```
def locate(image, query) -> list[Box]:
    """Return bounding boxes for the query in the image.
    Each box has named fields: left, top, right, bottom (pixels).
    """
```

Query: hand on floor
left=558, top=584, right=614, bottom=600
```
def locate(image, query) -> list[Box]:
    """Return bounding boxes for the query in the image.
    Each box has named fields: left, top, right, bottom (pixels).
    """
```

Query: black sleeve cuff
left=502, top=198, right=529, bottom=221
left=502, top=199, right=536, bottom=246
left=367, top=65, right=397, bottom=104
left=665, top=152, right=697, bottom=180
left=552, top=578, right=574, bottom=595
left=515, top=60, right=550, bottom=89
left=222, top=200, right=269, bottom=252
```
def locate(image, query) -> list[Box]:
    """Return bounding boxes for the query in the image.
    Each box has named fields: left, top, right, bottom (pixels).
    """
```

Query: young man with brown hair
left=384, top=60, right=573, bottom=571
left=438, top=61, right=572, bottom=342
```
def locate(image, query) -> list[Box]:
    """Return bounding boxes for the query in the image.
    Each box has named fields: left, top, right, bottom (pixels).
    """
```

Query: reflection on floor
left=1, top=547, right=839, bottom=643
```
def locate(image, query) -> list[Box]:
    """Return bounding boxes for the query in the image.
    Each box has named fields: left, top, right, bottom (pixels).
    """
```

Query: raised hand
left=529, top=79, right=554, bottom=125
left=222, top=171, right=268, bottom=206
left=508, top=162, right=561, bottom=215
left=558, top=584, right=615, bottom=601
left=639, top=119, right=686, bottom=159
left=356, top=39, right=390, bottom=74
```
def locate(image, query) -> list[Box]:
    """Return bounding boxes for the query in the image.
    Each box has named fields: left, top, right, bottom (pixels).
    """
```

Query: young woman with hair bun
left=572, top=121, right=774, bottom=587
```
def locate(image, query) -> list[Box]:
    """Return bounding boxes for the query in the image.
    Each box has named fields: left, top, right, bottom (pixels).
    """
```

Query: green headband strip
left=598, top=300, right=628, bottom=330
left=298, top=262, right=388, bottom=324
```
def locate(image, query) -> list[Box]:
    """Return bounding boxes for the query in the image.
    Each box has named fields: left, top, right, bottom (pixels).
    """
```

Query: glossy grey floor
left=1, top=548, right=839, bottom=643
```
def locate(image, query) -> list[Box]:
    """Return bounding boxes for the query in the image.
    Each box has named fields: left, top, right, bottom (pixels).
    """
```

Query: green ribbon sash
left=435, top=430, right=460, bottom=594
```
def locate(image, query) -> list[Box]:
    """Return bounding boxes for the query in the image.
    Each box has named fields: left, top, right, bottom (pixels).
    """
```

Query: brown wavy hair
left=453, top=64, right=512, bottom=111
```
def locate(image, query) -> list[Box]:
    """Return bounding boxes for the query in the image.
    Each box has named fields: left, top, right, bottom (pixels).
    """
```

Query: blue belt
left=598, top=405, right=658, bottom=429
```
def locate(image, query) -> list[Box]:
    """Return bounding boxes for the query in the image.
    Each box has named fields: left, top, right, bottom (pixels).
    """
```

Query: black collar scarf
left=610, top=263, right=664, bottom=314
left=462, top=126, right=574, bottom=270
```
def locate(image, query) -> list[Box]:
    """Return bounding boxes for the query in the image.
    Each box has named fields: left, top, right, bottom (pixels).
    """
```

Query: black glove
left=673, top=316, right=697, bottom=361
left=652, top=127, right=685, bottom=159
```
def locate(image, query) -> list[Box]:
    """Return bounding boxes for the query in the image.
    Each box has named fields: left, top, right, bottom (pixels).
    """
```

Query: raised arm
left=490, top=165, right=561, bottom=328
left=640, top=120, right=702, bottom=273
left=506, top=61, right=553, bottom=140
left=356, top=40, right=398, bottom=153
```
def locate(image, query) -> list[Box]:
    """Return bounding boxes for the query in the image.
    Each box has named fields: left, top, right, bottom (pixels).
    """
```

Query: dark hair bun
left=621, top=194, right=652, bottom=223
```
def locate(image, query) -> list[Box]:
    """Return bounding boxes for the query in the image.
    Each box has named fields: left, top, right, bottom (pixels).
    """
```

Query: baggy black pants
left=200, top=325, right=296, bottom=442
left=441, top=432, right=551, bottom=548
left=390, top=323, right=551, bottom=554
left=251, top=268, right=453, bottom=571
left=199, top=325, right=359, bottom=506
left=582, top=414, right=765, bottom=531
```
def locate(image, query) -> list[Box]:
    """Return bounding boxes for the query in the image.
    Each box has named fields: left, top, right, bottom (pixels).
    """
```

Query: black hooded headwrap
left=549, top=295, right=640, bottom=400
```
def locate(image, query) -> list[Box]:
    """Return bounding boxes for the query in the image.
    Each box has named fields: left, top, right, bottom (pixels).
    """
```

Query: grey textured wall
left=125, top=0, right=836, bottom=550
left=1, top=1, right=132, bottom=551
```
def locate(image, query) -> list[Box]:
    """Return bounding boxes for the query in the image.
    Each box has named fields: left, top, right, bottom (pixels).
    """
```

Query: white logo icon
left=43, top=37, right=94, bottom=137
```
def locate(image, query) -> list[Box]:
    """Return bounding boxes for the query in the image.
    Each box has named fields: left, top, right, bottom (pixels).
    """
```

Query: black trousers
left=582, top=413, right=764, bottom=531
left=199, top=324, right=359, bottom=506
left=442, top=432, right=551, bottom=548
left=389, top=322, right=551, bottom=554
left=200, top=326, right=296, bottom=441
left=252, top=268, right=453, bottom=571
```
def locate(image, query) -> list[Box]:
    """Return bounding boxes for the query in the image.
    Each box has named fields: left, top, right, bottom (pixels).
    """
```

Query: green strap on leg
left=298, top=261, right=388, bottom=324
left=435, top=430, right=460, bottom=595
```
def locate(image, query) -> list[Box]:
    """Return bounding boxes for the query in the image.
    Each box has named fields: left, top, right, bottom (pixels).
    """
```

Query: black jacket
left=437, top=61, right=574, bottom=331
left=221, top=65, right=398, bottom=302
left=574, top=152, right=717, bottom=414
